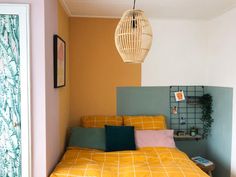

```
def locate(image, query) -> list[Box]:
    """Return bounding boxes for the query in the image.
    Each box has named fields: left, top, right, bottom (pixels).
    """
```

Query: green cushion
left=105, top=125, right=136, bottom=152
left=68, top=127, right=105, bottom=150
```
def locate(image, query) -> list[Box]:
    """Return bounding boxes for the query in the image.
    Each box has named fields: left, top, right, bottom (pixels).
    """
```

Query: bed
left=50, top=147, right=208, bottom=177
left=50, top=115, right=209, bottom=177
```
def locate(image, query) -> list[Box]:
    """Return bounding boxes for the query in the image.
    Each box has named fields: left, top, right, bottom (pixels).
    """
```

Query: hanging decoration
left=115, top=0, right=153, bottom=63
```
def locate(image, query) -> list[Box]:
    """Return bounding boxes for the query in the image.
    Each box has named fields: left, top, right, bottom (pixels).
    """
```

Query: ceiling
left=60, top=0, right=236, bottom=19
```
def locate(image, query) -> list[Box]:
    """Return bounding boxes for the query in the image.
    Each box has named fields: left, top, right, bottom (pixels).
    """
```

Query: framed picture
left=174, top=90, right=185, bottom=102
left=54, top=34, right=66, bottom=88
left=171, top=106, right=178, bottom=114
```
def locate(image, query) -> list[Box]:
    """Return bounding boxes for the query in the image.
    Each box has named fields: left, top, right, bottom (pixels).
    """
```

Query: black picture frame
left=54, top=34, right=66, bottom=88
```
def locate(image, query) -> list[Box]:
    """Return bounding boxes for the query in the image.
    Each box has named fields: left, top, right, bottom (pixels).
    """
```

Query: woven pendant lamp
left=115, top=0, right=153, bottom=63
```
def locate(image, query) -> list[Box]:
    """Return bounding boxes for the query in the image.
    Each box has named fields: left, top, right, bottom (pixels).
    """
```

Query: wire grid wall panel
left=169, top=86, right=204, bottom=135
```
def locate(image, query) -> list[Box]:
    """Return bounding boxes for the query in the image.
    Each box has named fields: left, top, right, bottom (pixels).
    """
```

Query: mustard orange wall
left=57, top=2, right=70, bottom=149
left=69, top=18, right=141, bottom=125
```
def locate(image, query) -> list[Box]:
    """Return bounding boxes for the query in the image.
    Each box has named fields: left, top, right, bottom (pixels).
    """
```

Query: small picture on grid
left=174, top=90, right=185, bottom=102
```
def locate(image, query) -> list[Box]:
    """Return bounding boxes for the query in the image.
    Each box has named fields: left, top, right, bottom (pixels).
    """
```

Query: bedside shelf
left=174, top=134, right=202, bottom=141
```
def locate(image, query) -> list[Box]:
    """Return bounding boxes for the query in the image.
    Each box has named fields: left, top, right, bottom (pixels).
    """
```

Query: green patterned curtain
left=0, top=15, right=21, bottom=176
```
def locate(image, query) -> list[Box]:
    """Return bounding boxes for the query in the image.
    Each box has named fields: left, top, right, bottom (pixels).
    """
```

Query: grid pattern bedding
left=50, top=147, right=209, bottom=177
left=123, top=115, right=167, bottom=130
left=81, top=116, right=123, bottom=128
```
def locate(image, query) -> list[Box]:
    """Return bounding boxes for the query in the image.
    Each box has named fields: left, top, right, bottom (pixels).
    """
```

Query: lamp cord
left=133, top=0, right=136, bottom=9
left=132, top=0, right=137, bottom=28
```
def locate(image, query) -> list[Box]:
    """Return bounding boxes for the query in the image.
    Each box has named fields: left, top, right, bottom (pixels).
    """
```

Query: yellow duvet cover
left=50, top=147, right=209, bottom=177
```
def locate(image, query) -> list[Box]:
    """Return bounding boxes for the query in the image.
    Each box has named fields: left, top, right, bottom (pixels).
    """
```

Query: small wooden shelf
left=174, top=134, right=202, bottom=140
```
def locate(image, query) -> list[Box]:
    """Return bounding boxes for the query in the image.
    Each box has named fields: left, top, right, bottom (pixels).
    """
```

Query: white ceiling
left=60, top=0, right=236, bottom=19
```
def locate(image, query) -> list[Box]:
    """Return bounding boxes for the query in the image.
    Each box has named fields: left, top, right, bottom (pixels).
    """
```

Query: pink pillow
left=135, top=130, right=176, bottom=148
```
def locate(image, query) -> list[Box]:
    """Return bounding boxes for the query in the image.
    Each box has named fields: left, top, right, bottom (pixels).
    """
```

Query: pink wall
left=0, top=0, right=60, bottom=177
left=44, top=0, right=62, bottom=175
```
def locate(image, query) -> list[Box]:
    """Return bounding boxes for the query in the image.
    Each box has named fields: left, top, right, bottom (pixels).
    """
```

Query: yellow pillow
left=123, top=115, right=167, bottom=130
left=81, top=116, right=123, bottom=128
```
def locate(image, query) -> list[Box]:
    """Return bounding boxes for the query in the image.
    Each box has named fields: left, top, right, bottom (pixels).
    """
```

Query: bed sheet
left=50, top=147, right=209, bottom=177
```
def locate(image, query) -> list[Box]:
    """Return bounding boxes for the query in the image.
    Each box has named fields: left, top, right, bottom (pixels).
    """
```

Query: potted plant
left=190, top=127, right=198, bottom=136
left=199, top=94, right=213, bottom=139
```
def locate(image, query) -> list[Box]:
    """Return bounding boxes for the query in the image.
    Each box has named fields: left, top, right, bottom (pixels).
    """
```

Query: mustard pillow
left=123, top=115, right=167, bottom=130
left=81, top=116, right=123, bottom=128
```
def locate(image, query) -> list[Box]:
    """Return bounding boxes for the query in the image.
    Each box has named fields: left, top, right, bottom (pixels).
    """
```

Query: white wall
left=207, top=9, right=236, bottom=86
left=142, top=19, right=208, bottom=86
left=142, top=8, right=236, bottom=177
left=206, top=8, right=236, bottom=177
